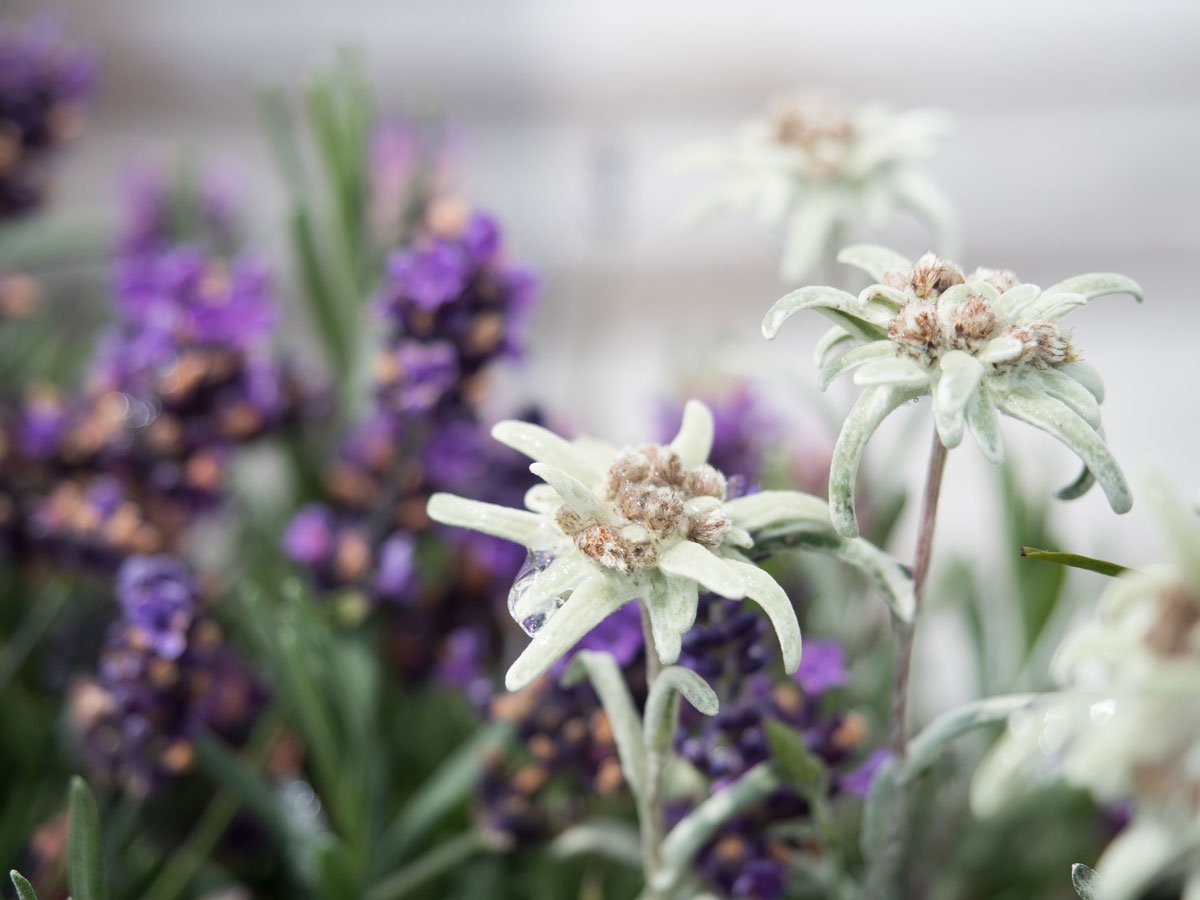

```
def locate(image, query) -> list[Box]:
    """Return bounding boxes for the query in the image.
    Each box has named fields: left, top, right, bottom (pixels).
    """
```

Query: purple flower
left=282, top=504, right=336, bottom=568
left=386, top=341, right=459, bottom=413
left=732, top=859, right=787, bottom=900
left=791, top=639, right=847, bottom=696
left=838, top=748, right=891, bottom=797
left=386, top=242, right=468, bottom=310
left=115, top=555, right=198, bottom=661
left=460, top=212, right=500, bottom=263
left=374, top=533, right=416, bottom=600
left=17, top=391, right=67, bottom=457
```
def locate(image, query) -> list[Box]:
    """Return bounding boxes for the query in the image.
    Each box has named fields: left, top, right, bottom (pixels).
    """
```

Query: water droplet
left=507, top=550, right=568, bottom=636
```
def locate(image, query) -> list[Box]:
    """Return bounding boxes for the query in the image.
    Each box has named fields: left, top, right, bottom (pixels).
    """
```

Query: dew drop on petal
left=507, top=550, right=568, bottom=637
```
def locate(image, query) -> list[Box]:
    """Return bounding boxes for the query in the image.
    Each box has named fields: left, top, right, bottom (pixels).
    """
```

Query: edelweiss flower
left=427, top=400, right=912, bottom=690
left=684, top=93, right=954, bottom=283
left=762, top=244, right=1143, bottom=537
left=972, top=479, right=1200, bottom=895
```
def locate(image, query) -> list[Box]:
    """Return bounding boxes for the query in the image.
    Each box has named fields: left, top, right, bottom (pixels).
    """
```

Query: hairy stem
left=638, top=605, right=666, bottom=899
left=874, top=428, right=948, bottom=896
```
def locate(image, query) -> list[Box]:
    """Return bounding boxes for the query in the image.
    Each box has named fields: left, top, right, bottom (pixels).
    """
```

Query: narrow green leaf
left=367, top=830, right=501, bottom=900
left=1019, top=547, right=1128, bottom=578
left=764, top=719, right=826, bottom=791
left=643, top=665, right=718, bottom=755
left=9, top=871, right=38, bottom=900
left=549, top=819, right=642, bottom=869
left=900, top=693, right=1040, bottom=783
left=1072, top=863, right=1100, bottom=900
left=859, top=755, right=897, bottom=866
left=67, top=776, right=108, bottom=900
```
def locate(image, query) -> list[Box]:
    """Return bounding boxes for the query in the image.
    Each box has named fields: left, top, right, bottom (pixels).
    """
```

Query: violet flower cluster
left=283, top=198, right=540, bottom=685
left=0, top=14, right=95, bottom=217
left=71, top=555, right=266, bottom=795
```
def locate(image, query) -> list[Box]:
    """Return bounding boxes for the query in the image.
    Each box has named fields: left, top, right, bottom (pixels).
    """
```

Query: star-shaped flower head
left=762, top=244, right=1143, bottom=537
left=684, top=93, right=954, bottom=283
left=428, top=400, right=913, bottom=690
left=972, top=477, right=1200, bottom=892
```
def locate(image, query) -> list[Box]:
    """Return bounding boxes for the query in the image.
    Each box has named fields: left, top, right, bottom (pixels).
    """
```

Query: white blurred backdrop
left=21, top=0, right=1200, bottom=707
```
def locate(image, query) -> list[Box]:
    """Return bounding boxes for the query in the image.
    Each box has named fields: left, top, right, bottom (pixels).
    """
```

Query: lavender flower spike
left=763, top=245, right=1142, bottom=536
left=429, top=400, right=912, bottom=690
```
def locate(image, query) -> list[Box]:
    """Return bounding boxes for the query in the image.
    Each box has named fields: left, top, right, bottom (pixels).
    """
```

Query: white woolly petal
left=427, top=493, right=554, bottom=548
left=1027, top=291, right=1087, bottom=321
left=813, top=325, right=854, bottom=368
left=509, top=554, right=591, bottom=624
left=991, top=283, right=1042, bottom=323
left=858, top=283, right=908, bottom=312
left=492, top=421, right=601, bottom=487
left=670, top=399, right=715, bottom=469
left=818, top=341, right=894, bottom=390
left=995, top=388, right=1131, bottom=514
left=1041, top=272, right=1144, bottom=304
left=657, top=541, right=747, bottom=599
left=724, top=490, right=832, bottom=532
left=934, top=350, right=984, bottom=447
left=524, top=483, right=560, bottom=513
left=530, top=462, right=607, bottom=521
left=1033, top=369, right=1103, bottom=431
left=965, top=389, right=1005, bottom=464
left=1059, top=361, right=1105, bottom=403
left=570, top=436, right=621, bottom=473
left=853, top=357, right=932, bottom=389
left=762, top=286, right=890, bottom=342
left=978, top=335, right=1025, bottom=365
left=829, top=385, right=919, bottom=537
left=836, top=244, right=912, bottom=283
left=505, top=577, right=631, bottom=691
left=723, top=560, right=802, bottom=673
left=936, top=282, right=978, bottom=308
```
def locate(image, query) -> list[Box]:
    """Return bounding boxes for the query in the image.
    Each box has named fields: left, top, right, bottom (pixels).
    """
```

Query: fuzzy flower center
left=553, top=444, right=730, bottom=574
left=1145, top=584, right=1200, bottom=659
left=884, top=254, right=1076, bottom=372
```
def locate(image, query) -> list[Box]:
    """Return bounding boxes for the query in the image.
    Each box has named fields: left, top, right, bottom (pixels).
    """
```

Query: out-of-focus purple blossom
left=374, top=532, right=416, bottom=600
left=435, top=627, right=494, bottom=708
left=573, top=600, right=644, bottom=667
left=381, top=340, right=459, bottom=414
left=792, top=639, right=847, bottom=696
left=838, top=748, right=891, bottom=798
left=386, top=241, right=468, bottom=311
left=119, top=160, right=241, bottom=257
left=115, top=555, right=198, bottom=660
left=74, top=555, right=267, bottom=795
left=731, top=859, right=787, bottom=900
left=0, top=14, right=96, bottom=217
left=281, top=504, right=336, bottom=568
left=16, top=389, right=67, bottom=458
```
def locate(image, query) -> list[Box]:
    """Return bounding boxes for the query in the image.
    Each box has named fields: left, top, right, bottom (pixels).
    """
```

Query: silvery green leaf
left=859, top=754, right=898, bottom=866
left=1072, top=863, right=1100, bottom=900
left=1061, top=361, right=1106, bottom=402
left=1057, top=464, right=1097, bottom=501
left=505, top=578, right=629, bottom=690
left=427, top=494, right=550, bottom=548
left=563, top=651, right=646, bottom=795
left=644, top=582, right=685, bottom=665
left=991, top=283, right=1042, bottom=323
left=900, top=693, right=1040, bottom=783
left=977, top=335, right=1024, bottom=365
left=830, top=385, right=920, bottom=537
left=966, top=388, right=1005, bottom=464
left=937, top=282, right=979, bottom=308
left=653, top=764, right=780, bottom=893
left=853, top=356, right=930, bottom=389
left=549, top=819, right=642, bottom=869
left=508, top=554, right=589, bottom=625
left=724, top=559, right=803, bottom=671
left=1093, top=816, right=1198, bottom=900
left=762, top=285, right=890, bottom=343
left=836, top=244, right=912, bottom=283
left=724, top=490, right=832, bottom=532
left=933, top=350, right=984, bottom=447
left=813, top=324, right=854, bottom=367
left=764, top=719, right=826, bottom=791
left=752, top=526, right=914, bottom=623
left=995, top=388, right=1131, bottom=514
left=670, top=398, right=715, bottom=469
left=1034, top=369, right=1103, bottom=431
left=529, top=463, right=606, bottom=520
left=818, top=341, right=895, bottom=390
left=490, top=420, right=601, bottom=486
left=644, top=666, right=719, bottom=754
left=780, top=191, right=841, bottom=284
left=858, top=283, right=908, bottom=312
left=658, top=541, right=747, bottom=599
left=1042, top=272, right=1144, bottom=304
left=1031, top=290, right=1089, bottom=321
left=9, top=871, right=38, bottom=900
left=67, top=776, right=108, bottom=900
left=1183, top=868, right=1200, bottom=900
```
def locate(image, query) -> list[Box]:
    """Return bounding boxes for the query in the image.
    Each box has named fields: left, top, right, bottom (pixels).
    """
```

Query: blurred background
left=15, top=0, right=1200, bottom=727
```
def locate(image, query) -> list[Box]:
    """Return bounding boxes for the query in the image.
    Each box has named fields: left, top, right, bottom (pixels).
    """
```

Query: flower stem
left=638, top=605, right=667, bottom=899
left=874, top=427, right=948, bottom=896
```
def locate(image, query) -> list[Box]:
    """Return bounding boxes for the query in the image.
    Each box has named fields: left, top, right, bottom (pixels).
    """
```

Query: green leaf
left=549, top=819, right=643, bottom=869
left=900, top=693, right=1040, bottom=783
left=761, top=285, right=890, bottom=343
left=764, top=719, right=826, bottom=792
left=563, top=651, right=647, bottom=794
left=859, top=754, right=898, bottom=866
left=67, top=776, right=108, bottom=900
left=367, top=830, right=501, bottom=900
left=836, top=244, right=912, bottom=284
left=9, top=871, right=38, bottom=900
left=1019, top=547, right=1128, bottom=578
left=643, top=665, right=718, bottom=755
left=1072, top=863, right=1100, bottom=900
